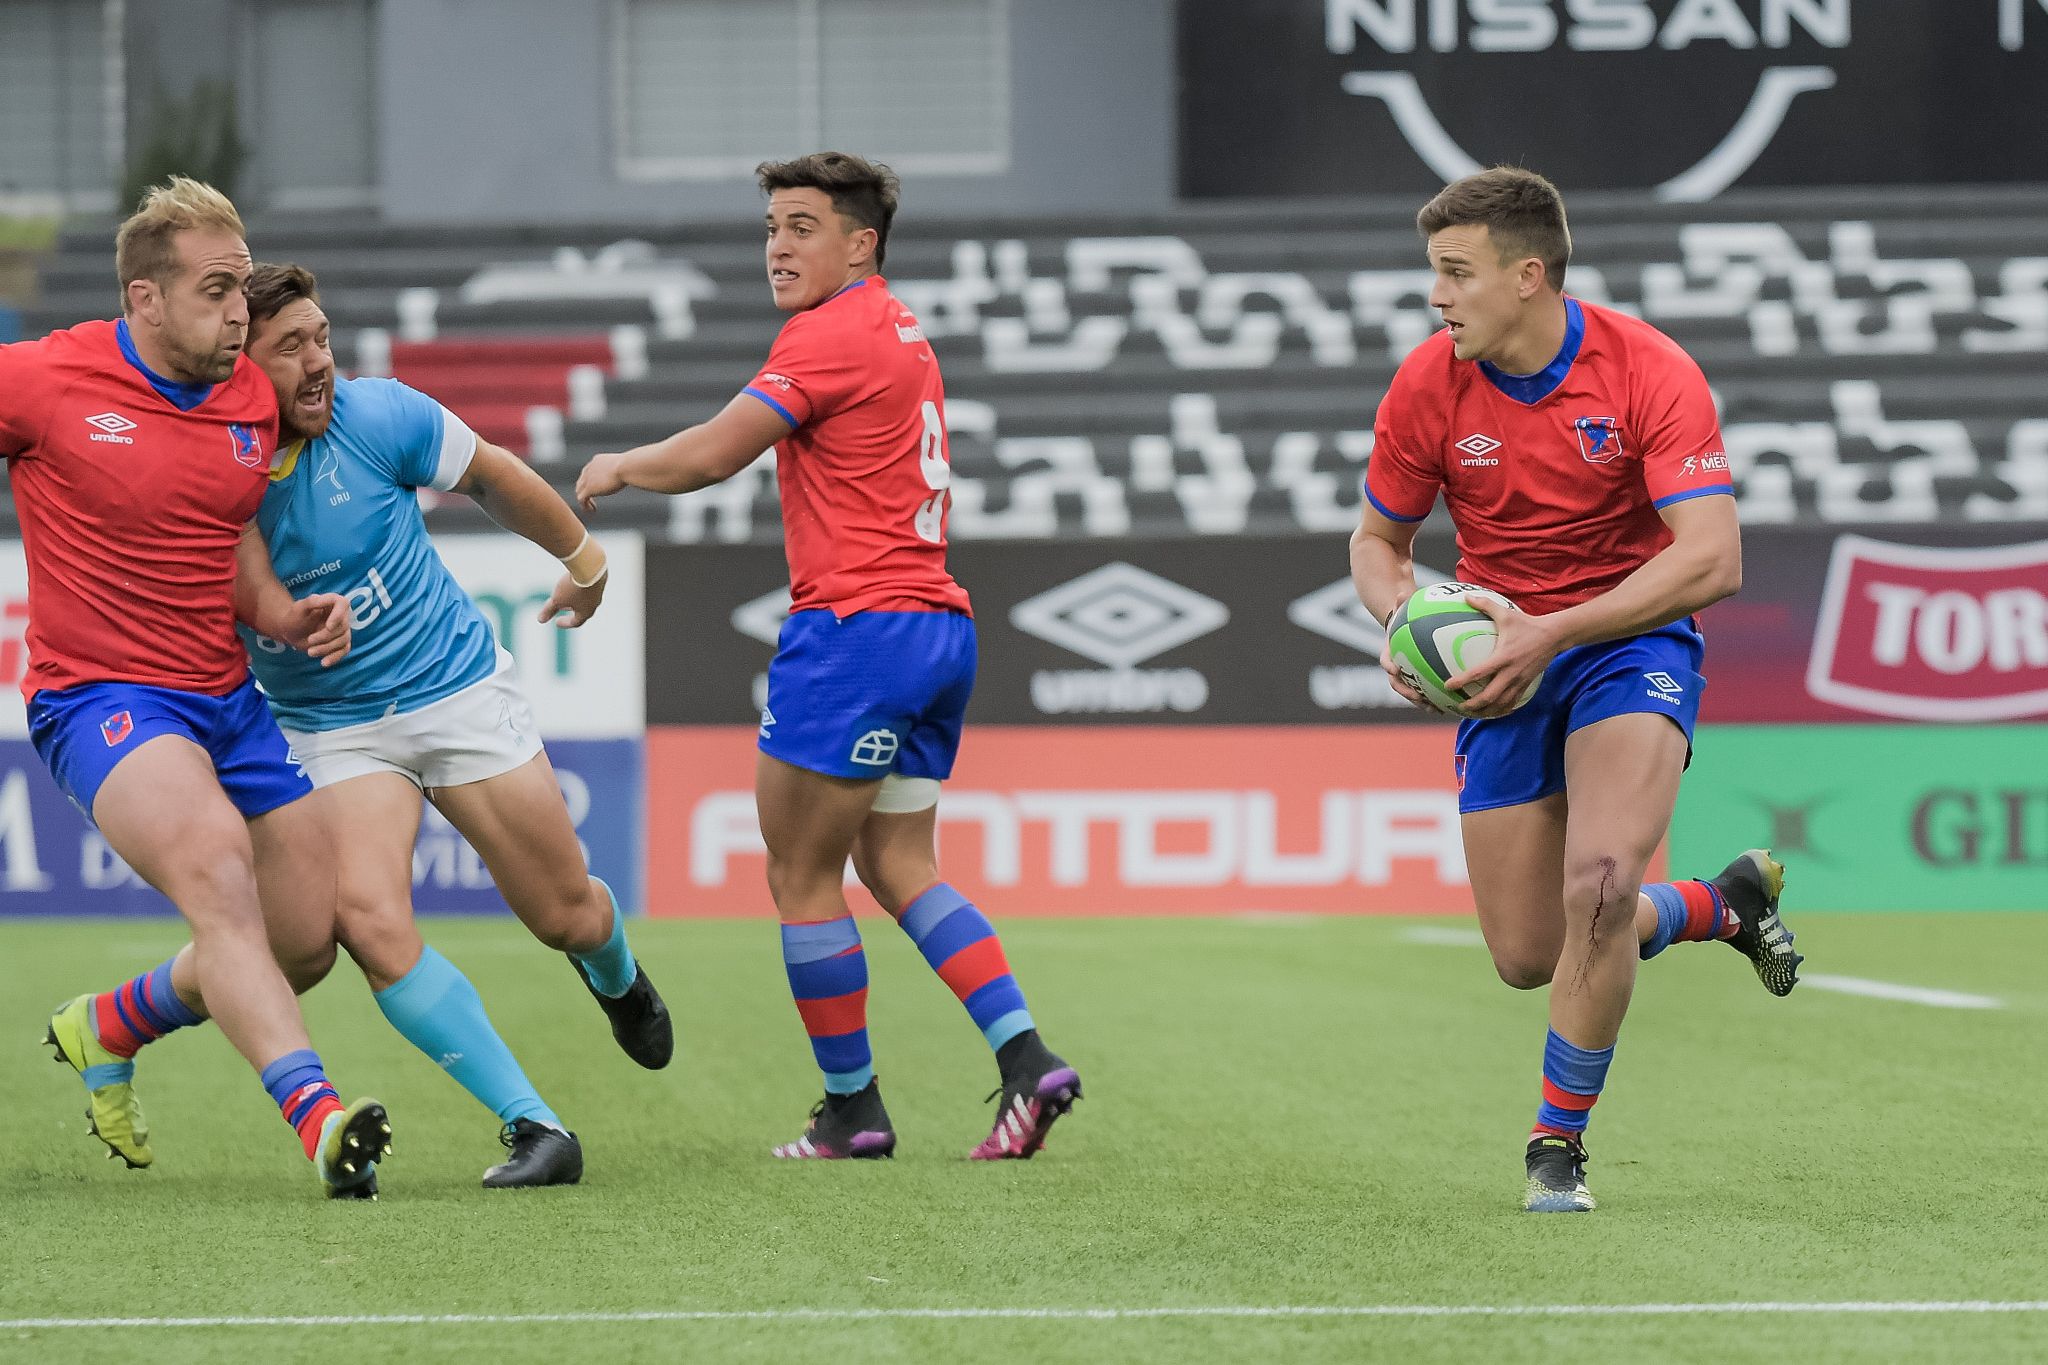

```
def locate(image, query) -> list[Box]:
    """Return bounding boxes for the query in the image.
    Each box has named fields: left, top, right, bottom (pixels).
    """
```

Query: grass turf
left=3, top=911, right=2046, bottom=1364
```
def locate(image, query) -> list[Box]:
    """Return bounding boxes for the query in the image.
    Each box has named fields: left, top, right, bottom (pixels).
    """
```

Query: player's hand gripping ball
left=1384, top=583, right=1544, bottom=716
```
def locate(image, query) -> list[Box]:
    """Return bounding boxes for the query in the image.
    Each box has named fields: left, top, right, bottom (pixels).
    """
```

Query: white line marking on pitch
left=1399, top=931, right=2003, bottom=1010
left=1401, top=926, right=1489, bottom=947
left=9, top=1302, right=2048, bottom=1330
left=1800, top=975, right=2002, bottom=1010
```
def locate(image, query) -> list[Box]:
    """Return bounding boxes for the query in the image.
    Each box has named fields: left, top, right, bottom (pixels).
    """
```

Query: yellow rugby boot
left=316, top=1098, right=392, bottom=1200
left=44, top=994, right=153, bottom=1169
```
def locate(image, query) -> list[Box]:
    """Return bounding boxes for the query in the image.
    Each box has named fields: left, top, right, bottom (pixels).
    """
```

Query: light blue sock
left=570, top=876, right=639, bottom=998
left=374, top=946, right=559, bottom=1128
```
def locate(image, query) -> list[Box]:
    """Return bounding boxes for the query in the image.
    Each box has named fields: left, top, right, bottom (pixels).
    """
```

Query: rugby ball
left=1384, top=582, right=1543, bottom=716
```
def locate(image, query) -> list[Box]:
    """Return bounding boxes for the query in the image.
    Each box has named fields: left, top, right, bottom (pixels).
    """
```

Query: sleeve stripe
left=1651, top=483, right=1735, bottom=510
left=1362, top=482, right=1429, bottom=524
left=743, top=387, right=800, bottom=429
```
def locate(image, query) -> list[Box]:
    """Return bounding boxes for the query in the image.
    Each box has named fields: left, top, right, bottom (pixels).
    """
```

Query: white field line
left=1400, top=925, right=1489, bottom=947
left=1800, top=974, right=2003, bottom=1010
left=1400, top=928, right=2003, bottom=1010
left=6, top=1303, right=2048, bottom=1331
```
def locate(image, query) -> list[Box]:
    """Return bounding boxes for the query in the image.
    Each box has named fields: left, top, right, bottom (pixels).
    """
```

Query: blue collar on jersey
left=1478, top=297, right=1584, bottom=405
left=116, top=318, right=216, bottom=411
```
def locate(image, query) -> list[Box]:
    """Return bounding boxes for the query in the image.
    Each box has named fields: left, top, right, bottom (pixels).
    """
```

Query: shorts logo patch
left=1644, top=671, right=1684, bottom=704
left=1453, top=752, right=1468, bottom=791
left=759, top=705, right=777, bottom=738
left=850, top=729, right=899, bottom=767
left=100, top=711, right=134, bottom=746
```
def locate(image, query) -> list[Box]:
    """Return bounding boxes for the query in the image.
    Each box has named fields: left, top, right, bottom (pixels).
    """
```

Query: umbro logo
left=1453, top=433, right=1500, bottom=459
left=85, top=412, right=137, bottom=445
left=1010, top=563, right=1228, bottom=669
left=1645, top=670, right=1685, bottom=704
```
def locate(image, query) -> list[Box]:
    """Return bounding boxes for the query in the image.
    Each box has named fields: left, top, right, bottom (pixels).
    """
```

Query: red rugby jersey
left=742, top=277, right=971, bottom=617
left=0, top=320, right=278, bottom=700
left=1365, top=298, right=1734, bottom=616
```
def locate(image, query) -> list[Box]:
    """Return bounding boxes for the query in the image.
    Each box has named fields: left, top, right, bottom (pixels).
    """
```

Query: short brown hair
left=1416, top=166, right=1570, bottom=289
left=114, top=176, right=246, bottom=313
left=245, top=262, right=321, bottom=328
left=756, top=151, right=901, bottom=268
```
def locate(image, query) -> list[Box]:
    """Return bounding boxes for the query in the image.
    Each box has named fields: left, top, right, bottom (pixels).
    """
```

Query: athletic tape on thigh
left=871, top=775, right=941, bottom=814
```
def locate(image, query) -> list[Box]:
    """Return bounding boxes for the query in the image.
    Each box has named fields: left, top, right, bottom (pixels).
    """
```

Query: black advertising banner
left=648, top=534, right=1455, bottom=727
left=647, top=522, right=2048, bottom=727
left=1179, top=1, right=2048, bottom=200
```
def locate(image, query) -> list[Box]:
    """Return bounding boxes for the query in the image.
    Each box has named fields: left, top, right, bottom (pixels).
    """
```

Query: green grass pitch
left=4, top=911, right=2047, bottom=1364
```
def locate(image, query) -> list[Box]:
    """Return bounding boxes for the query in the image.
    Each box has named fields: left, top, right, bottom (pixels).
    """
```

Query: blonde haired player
left=4, top=179, right=390, bottom=1196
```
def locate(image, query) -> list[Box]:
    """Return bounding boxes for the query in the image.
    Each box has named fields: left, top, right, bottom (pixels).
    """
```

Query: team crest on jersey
left=1573, top=416, right=1624, bottom=464
left=228, top=423, right=265, bottom=469
left=100, top=711, right=134, bottom=747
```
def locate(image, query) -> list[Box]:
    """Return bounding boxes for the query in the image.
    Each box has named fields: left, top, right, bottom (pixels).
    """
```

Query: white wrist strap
left=560, top=531, right=608, bottom=588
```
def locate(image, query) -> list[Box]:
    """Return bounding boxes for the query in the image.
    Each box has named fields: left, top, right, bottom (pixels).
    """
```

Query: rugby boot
left=970, top=1031, right=1081, bottom=1160
left=1713, top=849, right=1802, bottom=996
left=773, top=1079, right=897, bottom=1160
left=1524, top=1132, right=1596, bottom=1213
left=483, top=1119, right=584, bottom=1188
left=44, top=994, right=152, bottom=1169
left=317, top=1098, right=392, bottom=1200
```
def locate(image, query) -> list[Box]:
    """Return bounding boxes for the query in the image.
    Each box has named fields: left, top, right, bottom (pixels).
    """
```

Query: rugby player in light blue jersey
left=80, top=263, right=673, bottom=1189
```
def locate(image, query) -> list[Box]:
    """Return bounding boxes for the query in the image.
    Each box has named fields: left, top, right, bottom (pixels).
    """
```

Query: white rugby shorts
left=280, top=649, right=543, bottom=792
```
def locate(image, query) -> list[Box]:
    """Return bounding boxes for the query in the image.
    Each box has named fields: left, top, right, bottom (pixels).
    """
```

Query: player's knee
left=1563, top=855, right=1644, bottom=944
left=333, top=889, right=418, bottom=980
left=763, top=849, right=836, bottom=908
left=522, top=881, right=607, bottom=954
left=853, top=851, right=937, bottom=916
left=1492, top=951, right=1555, bottom=990
left=277, top=939, right=338, bottom=995
left=164, top=841, right=261, bottom=928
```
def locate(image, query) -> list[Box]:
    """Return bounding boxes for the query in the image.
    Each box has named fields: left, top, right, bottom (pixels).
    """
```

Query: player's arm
left=1450, top=495, right=1741, bottom=718
left=1350, top=502, right=1435, bottom=710
left=0, top=339, right=50, bottom=459
left=450, top=437, right=610, bottom=628
left=574, top=394, right=788, bottom=509
left=233, top=525, right=352, bottom=667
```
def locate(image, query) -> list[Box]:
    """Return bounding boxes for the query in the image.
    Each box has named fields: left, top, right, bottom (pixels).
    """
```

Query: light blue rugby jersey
left=240, top=375, right=499, bottom=731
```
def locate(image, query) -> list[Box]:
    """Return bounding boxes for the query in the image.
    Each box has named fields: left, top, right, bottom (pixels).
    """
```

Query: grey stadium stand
left=5, top=183, right=2045, bottom=543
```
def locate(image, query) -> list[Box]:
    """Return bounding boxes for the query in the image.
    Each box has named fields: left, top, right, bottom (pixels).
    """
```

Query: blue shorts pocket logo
left=100, top=711, right=134, bottom=746
left=1644, top=671, right=1684, bottom=704
left=850, top=729, right=899, bottom=767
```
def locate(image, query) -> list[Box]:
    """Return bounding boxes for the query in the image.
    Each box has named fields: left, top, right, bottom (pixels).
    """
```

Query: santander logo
left=1806, top=536, right=2048, bottom=721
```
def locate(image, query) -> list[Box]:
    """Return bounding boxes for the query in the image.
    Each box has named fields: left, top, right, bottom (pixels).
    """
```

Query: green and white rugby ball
left=1384, top=582, right=1543, bottom=715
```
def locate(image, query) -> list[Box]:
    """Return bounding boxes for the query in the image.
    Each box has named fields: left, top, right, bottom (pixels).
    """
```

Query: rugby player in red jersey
left=1, top=179, right=391, bottom=1196
left=1351, top=168, right=1802, bottom=1212
left=578, top=152, right=1079, bottom=1160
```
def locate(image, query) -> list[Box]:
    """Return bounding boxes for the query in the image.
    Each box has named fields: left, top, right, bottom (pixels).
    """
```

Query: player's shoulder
left=3, top=318, right=115, bottom=374
left=788, top=277, right=892, bottom=338
left=1580, top=300, right=1705, bottom=377
left=221, top=354, right=281, bottom=415
left=1389, top=327, right=1458, bottom=382
left=330, top=375, right=439, bottom=436
left=334, top=373, right=426, bottom=411
left=1382, top=327, right=1460, bottom=412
